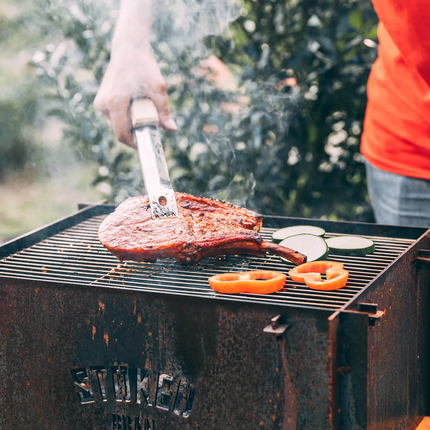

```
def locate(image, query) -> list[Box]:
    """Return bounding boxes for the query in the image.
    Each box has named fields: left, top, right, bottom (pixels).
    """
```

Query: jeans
left=365, top=160, right=430, bottom=227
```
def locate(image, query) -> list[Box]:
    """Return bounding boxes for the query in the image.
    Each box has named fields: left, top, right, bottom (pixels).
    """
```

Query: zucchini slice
left=326, top=236, right=375, bottom=256
left=272, top=225, right=326, bottom=243
left=279, top=234, right=329, bottom=263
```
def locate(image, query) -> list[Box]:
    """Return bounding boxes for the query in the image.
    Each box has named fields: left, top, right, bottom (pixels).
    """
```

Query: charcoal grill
left=0, top=203, right=429, bottom=430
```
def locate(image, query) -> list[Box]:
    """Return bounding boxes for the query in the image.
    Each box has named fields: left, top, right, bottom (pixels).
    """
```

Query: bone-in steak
left=98, top=193, right=306, bottom=265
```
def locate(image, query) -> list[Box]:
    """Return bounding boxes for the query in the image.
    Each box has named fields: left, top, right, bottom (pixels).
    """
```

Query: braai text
left=112, top=414, right=157, bottom=430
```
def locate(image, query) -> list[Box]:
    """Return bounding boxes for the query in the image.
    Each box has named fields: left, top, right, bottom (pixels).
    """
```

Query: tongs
left=131, top=99, right=178, bottom=219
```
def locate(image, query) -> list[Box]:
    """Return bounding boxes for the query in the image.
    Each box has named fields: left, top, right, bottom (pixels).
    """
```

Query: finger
left=151, top=84, right=177, bottom=131
left=109, top=99, right=136, bottom=148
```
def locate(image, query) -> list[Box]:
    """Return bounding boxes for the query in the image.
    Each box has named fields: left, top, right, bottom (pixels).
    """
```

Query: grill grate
left=0, top=214, right=414, bottom=310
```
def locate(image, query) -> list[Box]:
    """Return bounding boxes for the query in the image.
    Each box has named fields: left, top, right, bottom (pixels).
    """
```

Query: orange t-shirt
left=361, top=1, right=430, bottom=180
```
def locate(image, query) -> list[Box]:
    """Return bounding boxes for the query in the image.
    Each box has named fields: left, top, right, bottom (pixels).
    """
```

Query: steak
left=98, top=193, right=307, bottom=265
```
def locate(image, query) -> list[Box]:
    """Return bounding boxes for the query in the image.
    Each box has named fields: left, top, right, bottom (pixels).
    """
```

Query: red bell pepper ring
left=288, top=261, right=349, bottom=291
left=208, top=270, right=286, bottom=294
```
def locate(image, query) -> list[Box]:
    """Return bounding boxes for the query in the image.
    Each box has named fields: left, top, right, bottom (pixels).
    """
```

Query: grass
left=0, top=164, right=104, bottom=244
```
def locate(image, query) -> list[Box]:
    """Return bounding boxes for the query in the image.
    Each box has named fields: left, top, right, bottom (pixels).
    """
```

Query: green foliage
left=0, top=0, right=45, bottom=180
left=32, top=0, right=379, bottom=220
left=0, top=87, right=39, bottom=181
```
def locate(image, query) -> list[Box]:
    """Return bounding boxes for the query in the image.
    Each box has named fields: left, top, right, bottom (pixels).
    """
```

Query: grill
left=0, top=203, right=429, bottom=430
left=0, top=214, right=416, bottom=310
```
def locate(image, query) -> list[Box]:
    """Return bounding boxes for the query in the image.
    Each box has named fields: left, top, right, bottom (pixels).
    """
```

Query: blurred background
left=0, top=0, right=379, bottom=244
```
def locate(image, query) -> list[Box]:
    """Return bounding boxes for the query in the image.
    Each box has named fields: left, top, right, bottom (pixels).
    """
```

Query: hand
left=94, top=48, right=177, bottom=148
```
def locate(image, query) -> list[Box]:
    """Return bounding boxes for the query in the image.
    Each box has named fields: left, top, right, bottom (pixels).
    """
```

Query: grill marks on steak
left=98, top=193, right=306, bottom=265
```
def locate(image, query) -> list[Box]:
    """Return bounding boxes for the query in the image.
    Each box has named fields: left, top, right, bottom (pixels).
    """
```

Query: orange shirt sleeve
left=372, top=0, right=430, bottom=86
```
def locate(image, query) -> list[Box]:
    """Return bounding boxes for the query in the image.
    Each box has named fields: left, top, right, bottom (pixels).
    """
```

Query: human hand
left=94, top=49, right=177, bottom=148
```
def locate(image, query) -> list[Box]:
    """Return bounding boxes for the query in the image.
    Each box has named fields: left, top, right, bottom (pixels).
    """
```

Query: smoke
left=31, top=0, right=244, bottom=195
left=154, top=0, right=242, bottom=40
left=28, top=0, right=303, bottom=212
left=150, top=0, right=243, bottom=79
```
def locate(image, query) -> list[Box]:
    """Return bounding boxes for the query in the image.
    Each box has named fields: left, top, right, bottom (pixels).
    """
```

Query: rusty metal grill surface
left=0, top=214, right=414, bottom=310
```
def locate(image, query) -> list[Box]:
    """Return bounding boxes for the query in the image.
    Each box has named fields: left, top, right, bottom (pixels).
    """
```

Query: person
left=360, top=2, right=430, bottom=227
left=95, top=0, right=430, bottom=227
left=94, top=0, right=177, bottom=149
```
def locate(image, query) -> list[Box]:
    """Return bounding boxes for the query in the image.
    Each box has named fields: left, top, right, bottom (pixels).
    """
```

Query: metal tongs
left=131, top=99, right=178, bottom=219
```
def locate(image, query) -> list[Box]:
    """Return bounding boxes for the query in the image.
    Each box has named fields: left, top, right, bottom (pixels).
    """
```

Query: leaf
left=350, top=10, right=363, bottom=30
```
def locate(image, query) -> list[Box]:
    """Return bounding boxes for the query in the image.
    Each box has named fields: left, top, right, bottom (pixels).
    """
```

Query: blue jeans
left=365, top=160, right=430, bottom=227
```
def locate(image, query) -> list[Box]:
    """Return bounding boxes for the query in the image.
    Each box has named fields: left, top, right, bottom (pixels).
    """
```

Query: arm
left=373, top=1, right=430, bottom=87
left=94, top=0, right=177, bottom=148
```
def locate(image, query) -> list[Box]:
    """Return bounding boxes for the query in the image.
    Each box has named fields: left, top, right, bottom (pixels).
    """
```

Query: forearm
left=111, top=0, right=152, bottom=57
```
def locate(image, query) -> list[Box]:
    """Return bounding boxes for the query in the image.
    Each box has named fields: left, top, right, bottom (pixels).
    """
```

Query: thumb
left=151, top=83, right=177, bottom=131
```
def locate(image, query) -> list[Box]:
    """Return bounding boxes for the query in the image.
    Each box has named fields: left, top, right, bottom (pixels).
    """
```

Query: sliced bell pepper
left=208, top=270, right=286, bottom=294
left=288, top=261, right=348, bottom=291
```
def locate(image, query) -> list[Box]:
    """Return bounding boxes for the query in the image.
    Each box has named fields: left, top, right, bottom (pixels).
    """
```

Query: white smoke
left=151, top=0, right=242, bottom=60
left=156, top=0, right=242, bottom=36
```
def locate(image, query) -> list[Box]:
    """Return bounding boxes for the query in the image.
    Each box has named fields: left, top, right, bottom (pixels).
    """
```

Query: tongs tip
left=149, top=191, right=179, bottom=219
left=150, top=210, right=179, bottom=220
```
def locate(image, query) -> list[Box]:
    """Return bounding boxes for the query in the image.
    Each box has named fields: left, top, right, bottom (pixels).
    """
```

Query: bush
left=32, top=0, right=379, bottom=221
left=0, top=88, right=39, bottom=181
left=0, top=1, right=44, bottom=180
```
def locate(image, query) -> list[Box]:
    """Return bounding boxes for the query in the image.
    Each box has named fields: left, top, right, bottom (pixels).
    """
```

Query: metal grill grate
left=0, top=214, right=414, bottom=310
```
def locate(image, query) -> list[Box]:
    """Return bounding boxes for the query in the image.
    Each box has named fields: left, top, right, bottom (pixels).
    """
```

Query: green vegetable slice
left=279, top=234, right=329, bottom=263
left=272, top=225, right=326, bottom=243
left=326, top=236, right=375, bottom=256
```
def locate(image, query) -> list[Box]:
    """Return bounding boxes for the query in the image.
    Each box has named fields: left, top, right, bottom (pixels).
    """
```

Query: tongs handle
left=131, top=99, right=159, bottom=128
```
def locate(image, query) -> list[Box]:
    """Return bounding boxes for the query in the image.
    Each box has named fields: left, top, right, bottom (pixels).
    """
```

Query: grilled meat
left=98, top=193, right=307, bottom=265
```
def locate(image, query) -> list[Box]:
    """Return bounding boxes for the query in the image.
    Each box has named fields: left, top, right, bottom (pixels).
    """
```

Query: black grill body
left=0, top=204, right=429, bottom=430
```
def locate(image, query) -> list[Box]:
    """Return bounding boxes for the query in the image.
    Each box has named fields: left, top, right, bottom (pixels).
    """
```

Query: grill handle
left=263, top=314, right=289, bottom=337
